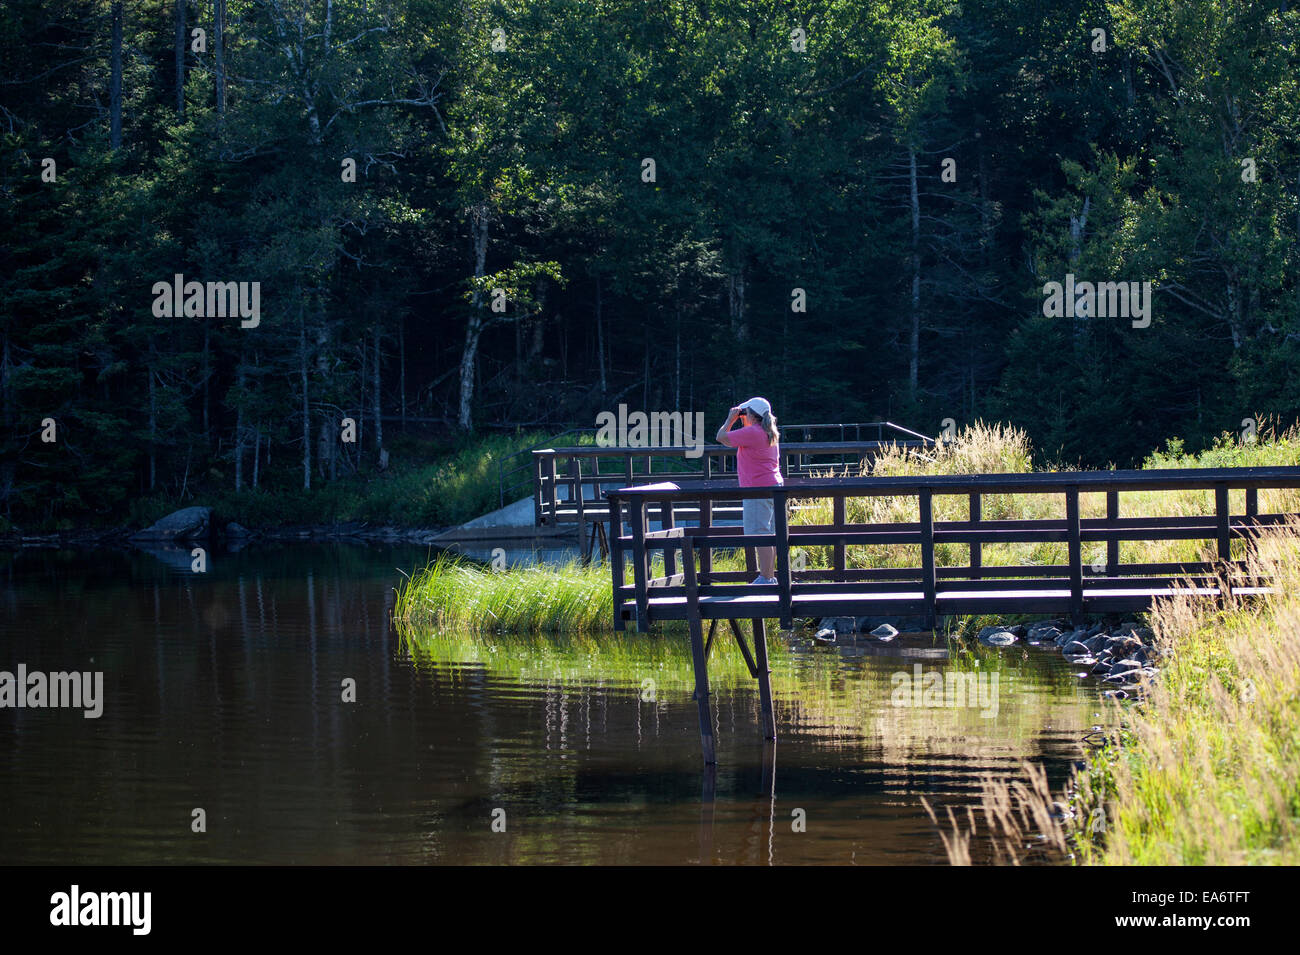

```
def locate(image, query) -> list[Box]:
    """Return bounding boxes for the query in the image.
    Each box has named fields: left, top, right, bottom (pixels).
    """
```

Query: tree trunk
left=234, top=361, right=245, bottom=490
left=147, top=356, right=157, bottom=491
left=398, top=318, right=406, bottom=432
left=174, top=0, right=185, bottom=118
left=595, top=273, right=607, bottom=397
left=202, top=322, right=210, bottom=444
left=457, top=203, right=491, bottom=431
left=300, top=310, right=311, bottom=491
left=110, top=2, right=123, bottom=150
left=908, top=146, right=920, bottom=397
left=372, top=324, right=383, bottom=454
left=727, top=267, right=749, bottom=382
left=214, top=0, right=225, bottom=115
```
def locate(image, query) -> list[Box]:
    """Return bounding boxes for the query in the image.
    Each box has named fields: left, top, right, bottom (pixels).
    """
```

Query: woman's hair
left=747, top=407, right=780, bottom=446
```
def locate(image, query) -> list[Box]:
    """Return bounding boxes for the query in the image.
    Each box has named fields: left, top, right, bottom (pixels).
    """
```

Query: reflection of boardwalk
left=606, top=466, right=1300, bottom=762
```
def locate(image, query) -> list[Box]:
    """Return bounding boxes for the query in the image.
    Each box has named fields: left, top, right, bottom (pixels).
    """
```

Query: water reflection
left=0, top=543, right=1111, bottom=864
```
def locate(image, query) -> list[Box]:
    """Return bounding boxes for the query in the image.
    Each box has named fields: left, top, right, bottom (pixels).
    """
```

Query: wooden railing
left=534, top=429, right=934, bottom=528
left=606, top=467, right=1300, bottom=632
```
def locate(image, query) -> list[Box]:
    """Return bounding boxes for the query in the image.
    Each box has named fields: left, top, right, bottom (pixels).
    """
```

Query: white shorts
left=742, top=497, right=775, bottom=536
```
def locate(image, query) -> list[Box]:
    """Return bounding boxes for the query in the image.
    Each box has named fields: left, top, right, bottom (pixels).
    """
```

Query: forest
left=2, top=0, right=1297, bottom=525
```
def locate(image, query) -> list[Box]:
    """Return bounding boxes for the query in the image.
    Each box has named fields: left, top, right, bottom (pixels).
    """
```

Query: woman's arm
left=716, top=407, right=742, bottom=446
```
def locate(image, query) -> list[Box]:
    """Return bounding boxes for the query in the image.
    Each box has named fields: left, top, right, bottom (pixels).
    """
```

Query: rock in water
left=871, top=623, right=899, bottom=641
left=813, top=628, right=837, bottom=645
left=131, top=506, right=212, bottom=542
left=980, top=630, right=1018, bottom=647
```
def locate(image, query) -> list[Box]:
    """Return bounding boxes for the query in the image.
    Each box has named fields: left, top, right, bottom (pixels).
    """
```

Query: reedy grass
left=937, top=520, right=1300, bottom=865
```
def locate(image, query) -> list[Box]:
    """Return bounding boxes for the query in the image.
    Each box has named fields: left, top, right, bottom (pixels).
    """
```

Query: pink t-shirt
left=727, top=424, right=783, bottom=487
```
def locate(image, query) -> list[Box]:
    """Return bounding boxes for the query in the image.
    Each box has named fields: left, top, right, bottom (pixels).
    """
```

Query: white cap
left=741, top=396, right=771, bottom=418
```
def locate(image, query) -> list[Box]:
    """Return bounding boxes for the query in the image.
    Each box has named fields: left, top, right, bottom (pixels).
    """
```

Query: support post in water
left=752, top=617, right=776, bottom=741
left=682, top=536, right=716, bottom=764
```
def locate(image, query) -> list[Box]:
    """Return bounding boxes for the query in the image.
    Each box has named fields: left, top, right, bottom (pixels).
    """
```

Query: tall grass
left=936, top=519, right=1300, bottom=865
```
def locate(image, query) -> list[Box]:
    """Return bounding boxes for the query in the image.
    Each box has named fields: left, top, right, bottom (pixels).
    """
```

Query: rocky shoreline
left=0, top=505, right=451, bottom=551
left=813, top=613, right=1161, bottom=701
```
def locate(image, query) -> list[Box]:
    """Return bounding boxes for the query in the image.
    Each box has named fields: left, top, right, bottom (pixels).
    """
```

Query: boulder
left=225, top=521, right=253, bottom=538
left=131, top=506, right=212, bottom=542
left=821, top=616, right=858, bottom=635
left=870, top=624, right=899, bottom=641
left=980, top=630, right=1018, bottom=647
left=813, top=628, right=837, bottom=645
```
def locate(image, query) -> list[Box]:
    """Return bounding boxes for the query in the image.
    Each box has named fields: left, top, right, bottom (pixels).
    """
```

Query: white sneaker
left=752, top=575, right=777, bottom=585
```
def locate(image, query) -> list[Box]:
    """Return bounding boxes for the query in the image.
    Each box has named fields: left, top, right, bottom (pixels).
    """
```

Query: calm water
left=0, top=543, right=1112, bottom=865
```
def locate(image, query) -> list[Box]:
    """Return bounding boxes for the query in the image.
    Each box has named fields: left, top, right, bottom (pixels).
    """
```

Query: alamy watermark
left=595, top=403, right=706, bottom=458
left=0, top=664, right=103, bottom=718
left=1042, top=273, right=1151, bottom=328
left=890, top=664, right=999, bottom=717
left=151, top=273, right=261, bottom=328
left=49, top=885, right=150, bottom=935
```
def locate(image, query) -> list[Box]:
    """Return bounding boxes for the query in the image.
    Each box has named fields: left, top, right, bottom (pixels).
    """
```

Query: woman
left=715, top=397, right=782, bottom=584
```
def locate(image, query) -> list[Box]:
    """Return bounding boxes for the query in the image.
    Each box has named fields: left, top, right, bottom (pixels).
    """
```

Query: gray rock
left=979, top=629, right=1018, bottom=646
left=854, top=614, right=926, bottom=632
left=225, top=521, right=252, bottom=538
left=821, top=616, right=857, bottom=634
left=1091, top=660, right=1112, bottom=674
left=1027, top=619, right=1068, bottom=640
left=1085, top=635, right=1107, bottom=653
left=813, top=628, right=837, bottom=644
left=1110, top=658, right=1143, bottom=673
left=870, top=623, right=899, bottom=641
left=131, top=506, right=212, bottom=542
left=1063, top=640, right=1091, bottom=656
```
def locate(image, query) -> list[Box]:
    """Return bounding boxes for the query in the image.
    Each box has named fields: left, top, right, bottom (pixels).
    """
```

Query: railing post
left=1215, top=484, right=1231, bottom=560
left=774, top=488, right=792, bottom=629
left=699, top=496, right=713, bottom=582
left=1106, top=490, right=1119, bottom=574
left=1246, top=486, right=1258, bottom=519
left=533, top=453, right=544, bottom=527
left=919, top=488, right=936, bottom=629
left=572, top=457, right=588, bottom=563
left=630, top=498, right=650, bottom=632
left=1067, top=486, right=1083, bottom=624
left=968, top=492, right=981, bottom=580
left=832, top=493, right=846, bottom=575
left=662, top=498, right=677, bottom=577
left=609, top=494, right=626, bottom=631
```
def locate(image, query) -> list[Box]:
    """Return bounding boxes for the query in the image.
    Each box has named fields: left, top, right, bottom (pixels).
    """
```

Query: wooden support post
left=919, top=488, right=936, bottom=629
left=662, top=500, right=677, bottom=577
left=833, top=493, right=846, bottom=575
left=682, top=537, right=717, bottom=764
left=1215, top=484, right=1231, bottom=560
left=609, top=495, right=625, bottom=630
left=1246, top=486, right=1258, bottom=518
left=572, top=459, right=588, bottom=565
left=968, top=492, right=981, bottom=580
left=1106, top=490, right=1119, bottom=575
left=534, top=455, right=544, bottom=527
left=752, top=617, right=777, bottom=741
left=699, top=497, right=713, bottom=582
left=1067, top=486, right=1083, bottom=624
left=774, top=488, right=792, bottom=629
left=630, top=498, right=650, bottom=632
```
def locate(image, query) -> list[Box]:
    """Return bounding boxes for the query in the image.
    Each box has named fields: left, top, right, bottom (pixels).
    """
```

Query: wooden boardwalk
left=604, top=466, right=1300, bottom=762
